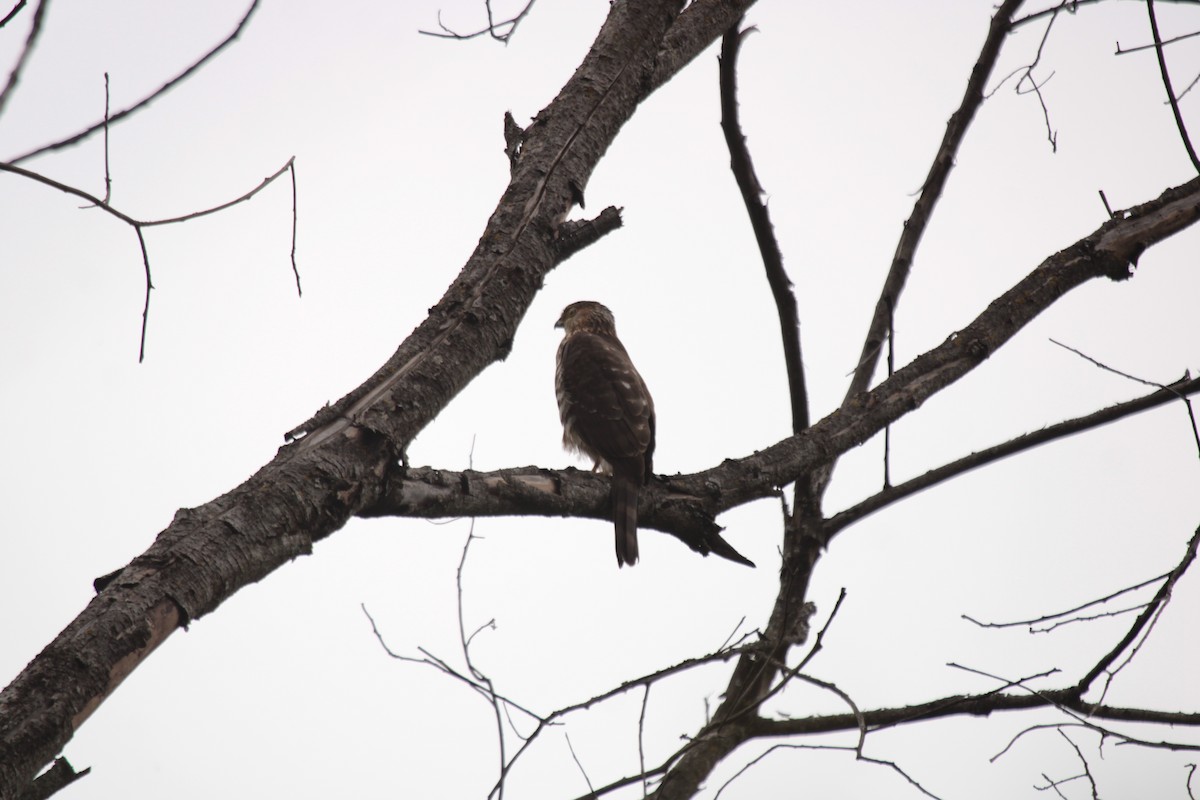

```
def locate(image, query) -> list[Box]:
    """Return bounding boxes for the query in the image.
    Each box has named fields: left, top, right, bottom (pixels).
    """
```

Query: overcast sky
left=2, top=2, right=1199, bottom=798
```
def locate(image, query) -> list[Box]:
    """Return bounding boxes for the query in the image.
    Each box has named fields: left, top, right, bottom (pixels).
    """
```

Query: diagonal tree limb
left=0, top=3, right=761, bottom=795
left=1074, top=525, right=1200, bottom=695
left=719, top=21, right=809, bottom=434
left=825, top=375, right=1200, bottom=537
left=844, top=0, right=1025, bottom=405
left=5, top=0, right=260, bottom=164
left=0, top=0, right=47, bottom=120
left=1147, top=0, right=1200, bottom=174
left=0, top=1, right=28, bottom=31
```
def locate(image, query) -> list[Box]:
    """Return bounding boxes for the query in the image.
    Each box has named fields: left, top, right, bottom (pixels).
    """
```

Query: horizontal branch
left=361, top=465, right=752, bottom=566
left=753, top=691, right=1200, bottom=738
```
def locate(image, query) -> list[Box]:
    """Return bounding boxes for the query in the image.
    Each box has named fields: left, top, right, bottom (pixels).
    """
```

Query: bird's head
left=555, top=300, right=616, bottom=335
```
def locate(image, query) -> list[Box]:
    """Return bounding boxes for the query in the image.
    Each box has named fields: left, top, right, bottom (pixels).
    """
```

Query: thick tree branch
left=650, top=0, right=757, bottom=92
left=0, top=3, right=771, bottom=795
left=362, top=465, right=753, bottom=565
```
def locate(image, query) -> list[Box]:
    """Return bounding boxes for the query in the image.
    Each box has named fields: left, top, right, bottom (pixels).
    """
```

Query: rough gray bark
left=0, top=1, right=760, bottom=795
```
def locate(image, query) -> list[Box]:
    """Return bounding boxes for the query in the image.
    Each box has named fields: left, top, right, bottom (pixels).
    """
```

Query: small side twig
left=963, top=572, right=1168, bottom=633
left=419, top=1, right=537, bottom=44
left=1055, top=729, right=1099, bottom=800
left=638, top=685, right=651, bottom=799
left=989, top=3, right=1060, bottom=151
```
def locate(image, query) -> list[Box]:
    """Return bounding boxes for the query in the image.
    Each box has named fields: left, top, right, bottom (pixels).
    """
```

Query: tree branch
left=844, top=0, right=1024, bottom=403
left=5, top=0, right=261, bottom=164
left=826, top=374, right=1200, bottom=536
left=1075, top=525, right=1200, bottom=694
left=0, top=0, right=46, bottom=120
left=719, top=21, right=809, bottom=433
left=1147, top=0, right=1200, bottom=174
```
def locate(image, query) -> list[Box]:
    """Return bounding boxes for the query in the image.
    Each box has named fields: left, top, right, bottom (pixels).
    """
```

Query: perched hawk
left=555, top=301, right=656, bottom=567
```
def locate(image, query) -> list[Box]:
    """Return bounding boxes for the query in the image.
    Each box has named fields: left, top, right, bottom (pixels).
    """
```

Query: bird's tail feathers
left=611, top=473, right=640, bottom=567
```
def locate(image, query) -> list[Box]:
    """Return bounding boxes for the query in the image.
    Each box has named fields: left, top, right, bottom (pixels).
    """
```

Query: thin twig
left=102, top=72, right=111, bottom=204
left=1050, top=339, right=1200, bottom=458
left=418, top=1, right=537, bottom=44
left=1147, top=0, right=1200, bottom=173
left=487, top=635, right=756, bottom=799
left=963, top=572, right=1168, bottom=631
left=883, top=299, right=894, bottom=487
left=2, top=157, right=298, bottom=360
left=638, top=685, right=650, bottom=799
left=1057, top=729, right=1099, bottom=799
left=564, top=733, right=595, bottom=798
left=1117, top=27, right=1200, bottom=55
left=455, top=525, right=507, bottom=800
left=7, top=0, right=261, bottom=164
left=289, top=159, right=301, bottom=296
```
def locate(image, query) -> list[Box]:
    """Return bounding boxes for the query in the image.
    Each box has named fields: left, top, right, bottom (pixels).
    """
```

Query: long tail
left=611, top=472, right=640, bottom=567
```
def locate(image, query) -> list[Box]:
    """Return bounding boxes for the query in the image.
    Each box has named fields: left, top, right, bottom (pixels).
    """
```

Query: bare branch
left=1117, top=26, right=1200, bottom=55
left=0, top=0, right=46, bottom=120
left=844, top=0, right=1025, bottom=403
left=963, top=571, right=1168, bottom=632
left=719, top=21, right=809, bottom=433
left=827, top=375, right=1200, bottom=536
left=0, top=0, right=28, bottom=30
left=563, top=733, right=596, bottom=798
left=6, top=1, right=261, bottom=164
left=0, top=157, right=299, bottom=361
left=1050, top=339, right=1200, bottom=457
left=1147, top=0, right=1200, bottom=173
left=1076, top=525, right=1200, bottom=694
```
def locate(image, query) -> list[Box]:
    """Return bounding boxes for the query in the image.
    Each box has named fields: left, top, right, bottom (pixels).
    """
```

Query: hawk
left=555, top=301, right=656, bottom=567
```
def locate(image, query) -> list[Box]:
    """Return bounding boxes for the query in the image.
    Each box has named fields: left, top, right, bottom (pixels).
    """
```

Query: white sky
left=2, top=1, right=1199, bottom=798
